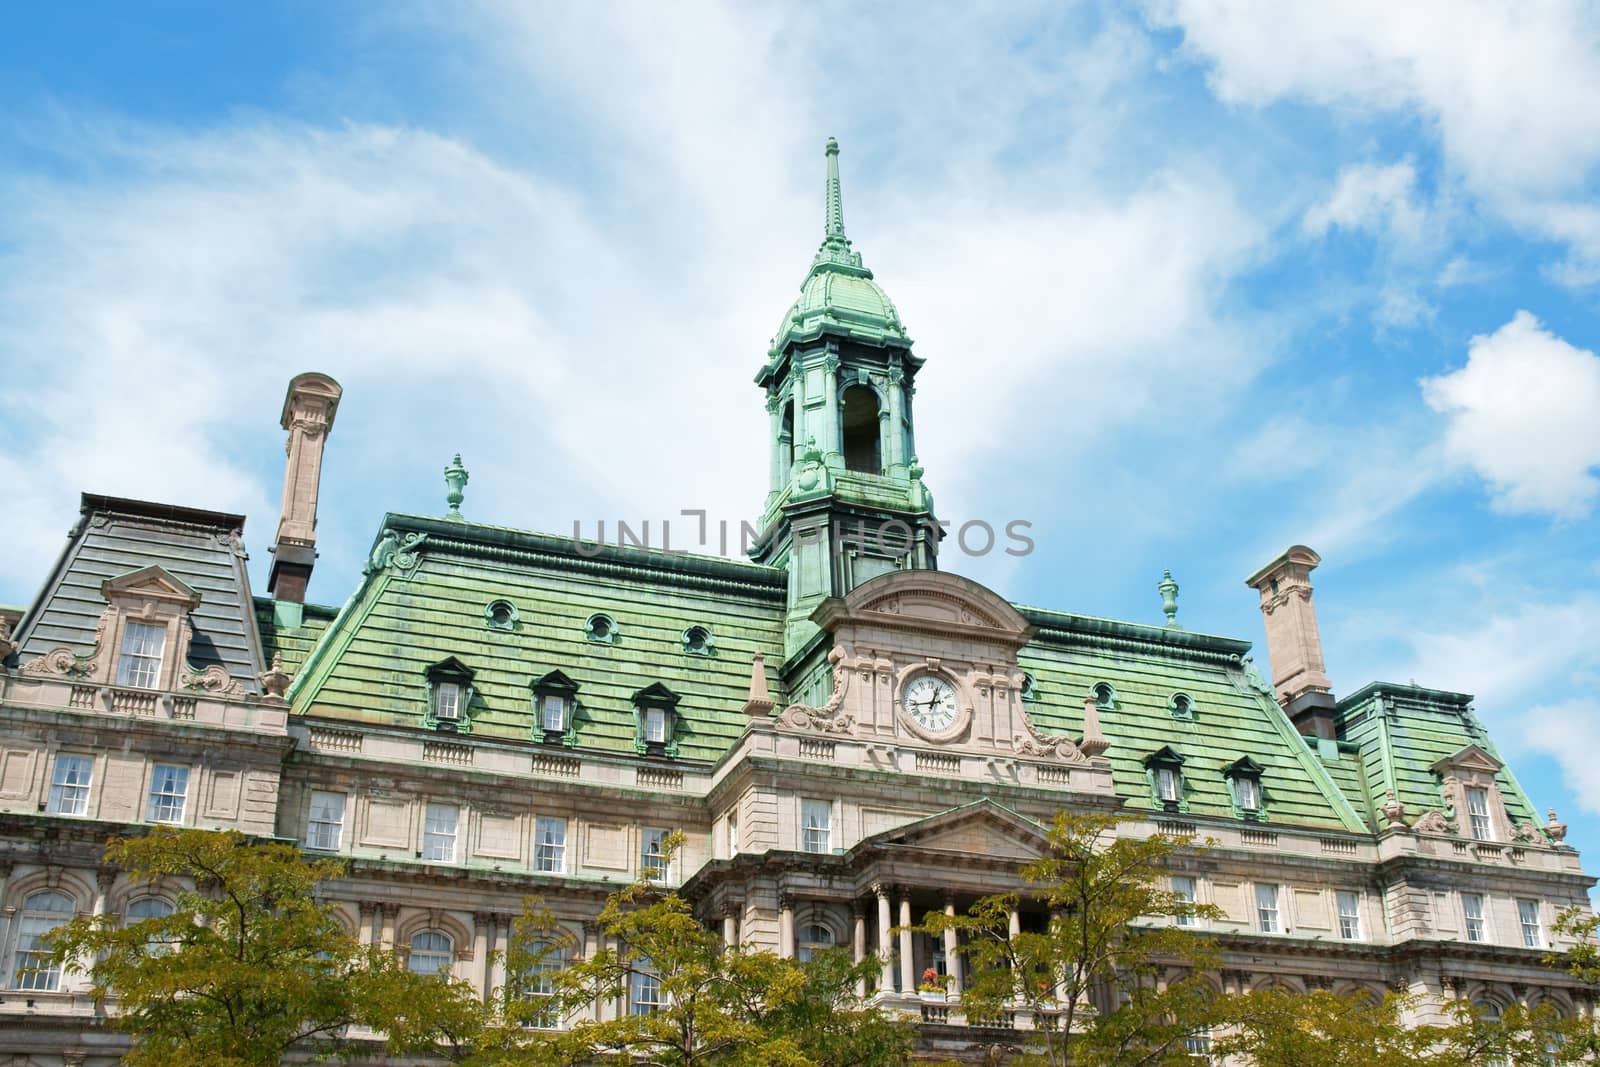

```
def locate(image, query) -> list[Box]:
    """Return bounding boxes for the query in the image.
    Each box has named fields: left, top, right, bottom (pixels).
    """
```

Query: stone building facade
left=0, top=142, right=1592, bottom=1065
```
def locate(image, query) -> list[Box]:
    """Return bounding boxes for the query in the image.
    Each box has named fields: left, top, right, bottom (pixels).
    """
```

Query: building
left=0, top=140, right=1591, bottom=1065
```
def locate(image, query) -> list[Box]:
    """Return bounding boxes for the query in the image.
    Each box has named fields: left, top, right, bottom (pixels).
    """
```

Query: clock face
left=901, top=674, right=958, bottom=733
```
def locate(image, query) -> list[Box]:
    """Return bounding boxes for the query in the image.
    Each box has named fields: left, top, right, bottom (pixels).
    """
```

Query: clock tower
left=753, top=139, right=941, bottom=659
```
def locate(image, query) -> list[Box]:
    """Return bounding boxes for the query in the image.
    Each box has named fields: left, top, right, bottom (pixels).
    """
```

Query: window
left=1020, top=672, right=1038, bottom=701
left=1255, top=883, right=1280, bottom=933
left=541, top=695, right=567, bottom=734
left=1519, top=899, right=1543, bottom=948
left=47, top=754, right=94, bottom=816
left=146, top=764, right=189, bottom=824
left=1170, top=693, right=1195, bottom=720
left=801, top=799, right=832, bottom=854
left=1183, top=1029, right=1212, bottom=1061
left=116, top=620, right=166, bottom=690
left=1463, top=893, right=1487, bottom=942
left=840, top=385, right=881, bottom=474
left=484, top=599, right=517, bottom=630
left=408, top=930, right=454, bottom=977
left=643, top=707, right=667, bottom=744
left=632, top=683, right=680, bottom=757
left=1092, top=682, right=1116, bottom=708
left=11, top=890, right=74, bottom=990
left=307, top=791, right=346, bottom=851
left=1157, top=767, right=1180, bottom=803
left=1336, top=891, right=1362, bottom=940
left=435, top=682, right=461, bottom=722
left=126, top=897, right=177, bottom=955
left=682, top=626, right=712, bottom=655
left=585, top=613, right=616, bottom=643
left=535, top=817, right=568, bottom=874
left=1172, top=876, right=1198, bottom=928
left=1466, top=786, right=1494, bottom=841
left=641, top=827, right=670, bottom=883
left=1146, top=747, right=1186, bottom=811
left=797, top=923, right=834, bottom=963
left=1234, top=776, right=1260, bottom=812
left=423, top=803, right=459, bottom=863
left=630, top=964, right=665, bottom=1014
left=521, top=940, right=563, bottom=1026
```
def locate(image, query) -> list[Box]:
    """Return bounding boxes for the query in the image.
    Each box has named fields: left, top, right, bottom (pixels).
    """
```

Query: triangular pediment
left=1431, top=744, right=1503, bottom=776
left=101, top=565, right=200, bottom=608
left=861, top=799, right=1049, bottom=861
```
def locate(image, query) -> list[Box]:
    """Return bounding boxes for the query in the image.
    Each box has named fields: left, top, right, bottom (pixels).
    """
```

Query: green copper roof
left=768, top=139, right=911, bottom=357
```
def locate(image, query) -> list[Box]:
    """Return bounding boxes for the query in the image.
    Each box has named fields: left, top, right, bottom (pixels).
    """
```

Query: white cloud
left=1152, top=0, right=1600, bottom=279
left=1522, top=699, right=1600, bottom=816
left=1422, top=311, right=1600, bottom=517
left=1303, top=161, right=1424, bottom=239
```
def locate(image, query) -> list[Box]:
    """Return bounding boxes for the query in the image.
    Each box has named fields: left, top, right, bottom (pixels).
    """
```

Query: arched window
left=519, top=939, right=565, bottom=1027
left=11, top=890, right=75, bottom=990
left=779, top=401, right=795, bottom=474
left=126, top=896, right=177, bottom=955
left=797, top=923, right=834, bottom=963
left=408, top=929, right=454, bottom=977
left=1092, top=682, right=1117, bottom=709
left=840, top=385, right=881, bottom=474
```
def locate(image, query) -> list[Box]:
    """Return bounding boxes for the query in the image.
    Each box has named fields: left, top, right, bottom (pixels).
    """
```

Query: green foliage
left=468, top=835, right=912, bottom=1067
left=918, top=810, right=1221, bottom=1067
left=45, top=828, right=482, bottom=1067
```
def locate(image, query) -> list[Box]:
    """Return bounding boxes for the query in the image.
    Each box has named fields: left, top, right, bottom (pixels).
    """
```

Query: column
left=489, top=914, right=510, bottom=1005
left=379, top=904, right=397, bottom=950
left=93, top=870, right=115, bottom=917
left=898, top=891, right=915, bottom=995
left=793, top=368, right=808, bottom=449
left=875, top=884, right=894, bottom=993
left=358, top=902, right=377, bottom=946
left=721, top=903, right=739, bottom=947
left=943, top=896, right=961, bottom=998
left=778, top=893, right=796, bottom=959
left=886, top=364, right=906, bottom=474
left=474, top=913, right=492, bottom=1004
left=852, top=902, right=868, bottom=998
left=582, top=921, right=602, bottom=1022
left=1008, top=907, right=1021, bottom=941
left=766, top=393, right=784, bottom=494
left=822, top=352, right=841, bottom=461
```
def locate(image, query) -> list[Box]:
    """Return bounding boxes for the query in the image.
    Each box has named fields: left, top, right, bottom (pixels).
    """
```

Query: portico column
left=473, top=912, right=492, bottom=1003
left=898, top=891, right=915, bottom=995
left=852, top=902, right=868, bottom=998
left=582, top=921, right=602, bottom=1022
left=93, top=870, right=114, bottom=917
left=875, top=884, right=894, bottom=992
left=778, top=893, right=796, bottom=959
left=721, top=902, right=739, bottom=946
left=886, top=364, right=906, bottom=474
left=942, top=896, right=961, bottom=997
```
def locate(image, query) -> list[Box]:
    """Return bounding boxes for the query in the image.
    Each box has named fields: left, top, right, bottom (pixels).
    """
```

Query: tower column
left=822, top=352, right=841, bottom=465
left=792, top=372, right=809, bottom=451
left=766, top=393, right=783, bottom=495
left=886, top=364, right=907, bottom=476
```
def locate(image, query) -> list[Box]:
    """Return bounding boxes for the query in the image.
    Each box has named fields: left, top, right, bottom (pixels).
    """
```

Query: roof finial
left=1158, top=569, right=1181, bottom=629
left=824, top=137, right=845, bottom=241
left=444, top=453, right=469, bottom=520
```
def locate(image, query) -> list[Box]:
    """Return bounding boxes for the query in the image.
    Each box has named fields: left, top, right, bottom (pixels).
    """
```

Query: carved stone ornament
left=180, top=662, right=243, bottom=697
left=778, top=643, right=854, bottom=735
left=365, top=529, right=428, bottom=577
left=258, top=652, right=294, bottom=702
left=1012, top=729, right=1086, bottom=763
left=1381, top=789, right=1407, bottom=828
left=1413, top=809, right=1451, bottom=835
left=1547, top=808, right=1569, bottom=844
left=22, top=646, right=97, bottom=678
left=1511, top=822, right=1544, bottom=844
left=0, top=616, right=15, bottom=662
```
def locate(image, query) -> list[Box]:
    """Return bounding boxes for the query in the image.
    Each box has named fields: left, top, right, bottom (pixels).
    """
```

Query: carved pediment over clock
left=812, top=570, right=1034, bottom=647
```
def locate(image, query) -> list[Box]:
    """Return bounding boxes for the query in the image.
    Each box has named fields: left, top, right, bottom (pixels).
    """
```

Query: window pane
left=644, top=708, right=666, bottom=743
left=801, top=799, right=831, bottom=853
left=641, top=827, right=668, bottom=882
left=541, top=695, right=566, bottom=732
left=1255, top=884, right=1279, bottom=933
left=1463, top=893, right=1486, bottom=942
left=1519, top=900, right=1542, bottom=947
left=308, top=791, right=345, bottom=851
left=1236, top=777, right=1259, bottom=810
left=48, top=755, right=94, bottom=816
left=424, top=803, right=459, bottom=862
left=1466, top=787, right=1493, bottom=841
left=631, top=965, right=663, bottom=1014
left=409, top=930, right=453, bottom=976
left=146, top=764, right=189, bottom=824
left=116, top=621, right=167, bottom=689
left=536, top=817, right=567, bottom=873
left=12, top=891, right=74, bottom=990
left=436, top=682, right=460, bottom=720
left=1336, top=891, right=1361, bottom=939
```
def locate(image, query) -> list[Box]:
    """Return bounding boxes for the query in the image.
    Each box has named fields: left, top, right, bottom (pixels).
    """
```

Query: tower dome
left=768, top=138, right=913, bottom=357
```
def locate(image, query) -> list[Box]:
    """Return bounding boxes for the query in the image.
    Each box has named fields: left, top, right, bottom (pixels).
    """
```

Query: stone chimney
left=1244, top=545, right=1337, bottom=739
left=268, top=372, right=342, bottom=603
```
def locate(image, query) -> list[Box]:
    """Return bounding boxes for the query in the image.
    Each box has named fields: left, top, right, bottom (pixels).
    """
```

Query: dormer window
left=532, top=670, right=579, bottom=745
left=585, top=613, right=617, bottom=644
left=1429, top=745, right=1513, bottom=844
left=1225, top=757, right=1266, bottom=819
left=116, top=621, right=167, bottom=690
left=1465, top=786, right=1493, bottom=841
left=1092, top=682, right=1117, bottom=709
left=484, top=599, right=518, bottom=631
left=424, top=657, right=476, bottom=733
left=1145, top=747, right=1186, bottom=813
left=1169, top=692, right=1196, bottom=721
left=632, top=682, right=681, bottom=758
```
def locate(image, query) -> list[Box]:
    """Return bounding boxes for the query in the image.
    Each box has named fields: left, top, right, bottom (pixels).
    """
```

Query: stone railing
left=4, top=675, right=287, bottom=735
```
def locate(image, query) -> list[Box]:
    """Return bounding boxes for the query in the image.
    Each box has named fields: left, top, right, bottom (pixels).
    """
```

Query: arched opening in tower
left=779, top=401, right=794, bottom=474
left=840, top=385, right=881, bottom=474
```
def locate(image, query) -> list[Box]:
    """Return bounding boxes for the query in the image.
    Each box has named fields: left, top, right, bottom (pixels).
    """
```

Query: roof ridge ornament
left=444, top=453, right=469, bottom=521
left=1158, top=569, right=1181, bottom=629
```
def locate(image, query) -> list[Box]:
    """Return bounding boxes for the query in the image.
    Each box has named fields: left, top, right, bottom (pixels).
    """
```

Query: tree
left=1214, top=988, right=1588, bottom=1066
left=45, top=828, right=482, bottom=1067
left=918, top=810, right=1221, bottom=1067
left=468, top=836, right=913, bottom=1067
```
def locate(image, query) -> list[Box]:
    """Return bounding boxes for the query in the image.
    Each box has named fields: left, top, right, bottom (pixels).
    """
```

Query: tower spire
left=825, top=136, right=846, bottom=242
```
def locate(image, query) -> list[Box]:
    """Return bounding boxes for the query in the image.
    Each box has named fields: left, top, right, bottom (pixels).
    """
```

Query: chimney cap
left=1244, top=544, right=1321, bottom=589
left=279, top=372, right=343, bottom=430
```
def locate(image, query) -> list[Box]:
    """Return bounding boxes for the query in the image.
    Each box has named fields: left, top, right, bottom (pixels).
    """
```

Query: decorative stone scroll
left=1412, top=809, right=1451, bottom=835
left=778, top=643, right=855, bottom=736
left=180, top=662, right=243, bottom=697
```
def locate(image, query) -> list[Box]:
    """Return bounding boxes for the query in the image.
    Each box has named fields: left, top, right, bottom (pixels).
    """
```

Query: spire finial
left=444, top=453, right=469, bottom=520
left=824, top=137, right=848, bottom=244
left=1158, top=569, right=1181, bottom=629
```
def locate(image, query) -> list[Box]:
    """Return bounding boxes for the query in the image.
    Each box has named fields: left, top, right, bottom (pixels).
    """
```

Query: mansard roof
left=11, top=493, right=264, bottom=689
left=286, top=513, right=786, bottom=762
left=1334, top=682, right=1541, bottom=833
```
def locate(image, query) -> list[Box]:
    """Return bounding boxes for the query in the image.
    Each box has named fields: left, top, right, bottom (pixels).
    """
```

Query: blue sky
left=2, top=2, right=1599, bottom=858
